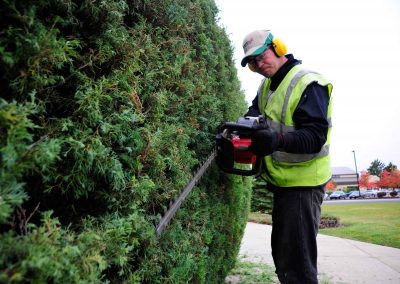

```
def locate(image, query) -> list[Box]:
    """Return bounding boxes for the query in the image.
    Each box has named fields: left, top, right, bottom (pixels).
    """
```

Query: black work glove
left=250, top=129, right=283, bottom=156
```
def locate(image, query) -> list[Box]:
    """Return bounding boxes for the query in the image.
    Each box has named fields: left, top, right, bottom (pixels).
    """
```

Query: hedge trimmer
left=156, top=116, right=266, bottom=236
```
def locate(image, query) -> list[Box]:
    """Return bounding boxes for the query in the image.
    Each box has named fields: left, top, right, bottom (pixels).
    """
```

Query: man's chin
left=260, top=71, right=272, bottom=78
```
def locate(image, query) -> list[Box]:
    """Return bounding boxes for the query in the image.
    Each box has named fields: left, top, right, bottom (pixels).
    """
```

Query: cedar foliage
left=250, top=177, right=273, bottom=214
left=0, top=0, right=251, bottom=282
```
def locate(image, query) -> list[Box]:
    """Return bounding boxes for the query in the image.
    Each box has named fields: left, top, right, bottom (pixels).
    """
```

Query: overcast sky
left=214, top=0, right=400, bottom=173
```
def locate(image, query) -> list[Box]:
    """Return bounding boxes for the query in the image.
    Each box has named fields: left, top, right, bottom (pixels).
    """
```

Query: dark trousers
left=271, top=188, right=324, bottom=284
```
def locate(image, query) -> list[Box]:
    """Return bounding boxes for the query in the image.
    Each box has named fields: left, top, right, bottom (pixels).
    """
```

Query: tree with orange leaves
left=359, top=171, right=378, bottom=189
left=325, top=179, right=336, bottom=191
left=379, top=169, right=400, bottom=189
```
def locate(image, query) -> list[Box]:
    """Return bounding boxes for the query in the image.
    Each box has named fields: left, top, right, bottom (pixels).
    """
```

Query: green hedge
left=0, top=0, right=251, bottom=282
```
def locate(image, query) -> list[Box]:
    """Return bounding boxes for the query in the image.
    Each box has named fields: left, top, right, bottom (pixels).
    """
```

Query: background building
left=331, top=167, right=358, bottom=190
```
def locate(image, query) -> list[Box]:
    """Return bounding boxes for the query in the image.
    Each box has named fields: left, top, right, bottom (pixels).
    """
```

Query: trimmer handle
left=218, top=116, right=267, bottom=135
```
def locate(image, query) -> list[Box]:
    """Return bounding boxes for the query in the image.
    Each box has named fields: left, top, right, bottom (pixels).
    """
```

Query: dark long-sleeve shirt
left=245, top=54, right=330, bottom=154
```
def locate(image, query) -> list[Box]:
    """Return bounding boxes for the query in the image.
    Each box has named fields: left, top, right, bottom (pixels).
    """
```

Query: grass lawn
left=320, top=201, right=400, bottom=248
left=247, top=211, right=272, bottom=225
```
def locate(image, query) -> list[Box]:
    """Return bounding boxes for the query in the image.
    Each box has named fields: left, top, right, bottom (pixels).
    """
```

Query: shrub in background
left=250, top=177, right=273, bottom=214
left=0, top=0, right=251, bottom=282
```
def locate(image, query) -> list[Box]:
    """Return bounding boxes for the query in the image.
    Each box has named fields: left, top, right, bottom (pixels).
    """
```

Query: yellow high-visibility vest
left=257, top=65, right=333, bottom=187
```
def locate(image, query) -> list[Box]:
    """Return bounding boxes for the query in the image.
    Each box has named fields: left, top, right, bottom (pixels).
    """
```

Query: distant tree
left=378, top=169, right=400, bottom=189
left=368, top=159, right=385, bottom=176
left=325, top=179, right=336, bottom=191
left=359, top=171, right=377, bottom=189
left=384, top=162, right=397, bottom=172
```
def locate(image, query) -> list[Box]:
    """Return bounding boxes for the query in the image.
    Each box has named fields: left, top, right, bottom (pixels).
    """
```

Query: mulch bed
left=319, top=216, right=341, bottom=229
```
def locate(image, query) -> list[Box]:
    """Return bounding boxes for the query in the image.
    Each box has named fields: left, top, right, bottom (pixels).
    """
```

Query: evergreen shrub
left=250, top=177, right=273, bottom=214
left=0, top=0, right=251, bottom=282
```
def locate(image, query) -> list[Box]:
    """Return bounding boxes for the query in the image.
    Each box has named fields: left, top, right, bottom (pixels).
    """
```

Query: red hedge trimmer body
left=216, top=116, right=266, bottom=176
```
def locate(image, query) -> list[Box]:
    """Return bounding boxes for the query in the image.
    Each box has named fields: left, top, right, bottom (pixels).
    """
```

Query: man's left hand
left=250, top=129, right=282, bottom=156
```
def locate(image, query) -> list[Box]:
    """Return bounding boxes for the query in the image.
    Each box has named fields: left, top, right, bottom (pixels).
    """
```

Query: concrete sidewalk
left=239, top=222, right=400, bottom=284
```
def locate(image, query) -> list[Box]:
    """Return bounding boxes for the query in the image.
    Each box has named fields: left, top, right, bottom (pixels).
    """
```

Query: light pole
left=352, top=150, right=361, bottom=195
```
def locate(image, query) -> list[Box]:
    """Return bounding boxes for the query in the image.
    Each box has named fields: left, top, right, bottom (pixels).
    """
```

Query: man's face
left=248, top=47, right=280, bottom=78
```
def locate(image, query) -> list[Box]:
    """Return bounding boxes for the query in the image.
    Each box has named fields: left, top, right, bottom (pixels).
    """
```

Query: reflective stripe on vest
left=280, top=70, right=317, bottom=128
left=272, top=145, right=330, bottom=163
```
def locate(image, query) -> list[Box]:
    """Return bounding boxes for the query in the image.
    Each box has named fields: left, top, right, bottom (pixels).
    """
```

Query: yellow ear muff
left=248, top=63, right=257, bottom=72
left=272, top=37, right=287, bottom=57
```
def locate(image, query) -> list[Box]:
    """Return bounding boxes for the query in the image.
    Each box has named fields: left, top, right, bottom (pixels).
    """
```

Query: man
left=241, top=30, right=333, bottom=283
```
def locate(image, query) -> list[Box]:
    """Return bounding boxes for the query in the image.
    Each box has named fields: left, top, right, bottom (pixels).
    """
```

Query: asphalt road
left=323, top=197, right=400, bottom=204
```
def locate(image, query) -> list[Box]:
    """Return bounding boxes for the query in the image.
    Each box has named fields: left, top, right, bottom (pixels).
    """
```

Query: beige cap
left=241, top=30, right=274, bottom=67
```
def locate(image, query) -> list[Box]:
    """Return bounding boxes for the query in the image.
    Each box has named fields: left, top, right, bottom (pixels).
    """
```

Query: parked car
left=348, top=191, right=365, bottom=199
left=377, top=191, right=386, bottom=198
left=364, top=189, right=378, bottom=198
left=329, top=191, right=347, bottom=200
